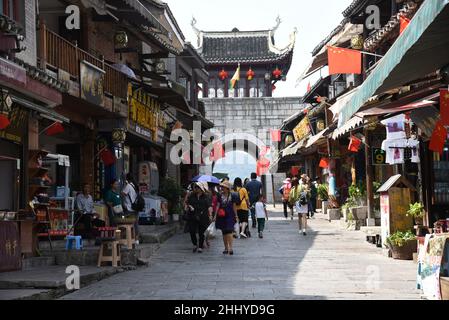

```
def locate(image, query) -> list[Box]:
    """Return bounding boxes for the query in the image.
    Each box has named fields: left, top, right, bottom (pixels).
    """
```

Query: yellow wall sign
left=128, top=87, right=167, bottom=141
left=293, top=116, right=311, bottom=142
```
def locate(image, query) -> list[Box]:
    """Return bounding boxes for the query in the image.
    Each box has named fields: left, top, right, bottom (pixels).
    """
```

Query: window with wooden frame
left=0, top=0, right=20, bottom=21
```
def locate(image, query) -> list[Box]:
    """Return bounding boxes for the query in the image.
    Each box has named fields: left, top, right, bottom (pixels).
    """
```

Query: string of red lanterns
left=217, top=67, right=283, bottom=81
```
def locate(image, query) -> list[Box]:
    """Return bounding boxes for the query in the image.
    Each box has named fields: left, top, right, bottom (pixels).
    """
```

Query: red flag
left=210, top=142, right=225, bottom=161
left=348, top=135, right=362, bottom=153
left=256, top=157, right=270, bottom=176
left=45, top=122, right=64, bottom=136
left=291, top=166, right=300, bottom=176
left=399, top=16, right=410, bottom=34
left=100, top=149, right=116, bottom=166
left=307, top=82, right=311, bottom=92
left=429, top=121, right=448, bottom=155
left=440, top=89, right=449, bottom=126
left=270, top=129, right=281, bottom=142
left=319, top=158, right=330, bottom=168
left=0, top=114, right=10, bottom=130
left=327, top=46, right=362, bottom=75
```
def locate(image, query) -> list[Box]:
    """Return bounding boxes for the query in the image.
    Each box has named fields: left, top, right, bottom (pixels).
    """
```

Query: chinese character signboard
left=0, top=57, right=26, bottom=87
left=128, top=86, right=167, bottom=143
left=293, top=116, right=311, bottom=142
left=80, top=61, right=105, bottom=107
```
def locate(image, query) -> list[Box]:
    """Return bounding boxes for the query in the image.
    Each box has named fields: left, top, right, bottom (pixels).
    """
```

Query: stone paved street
left=61, top=206, right=421, bottom=300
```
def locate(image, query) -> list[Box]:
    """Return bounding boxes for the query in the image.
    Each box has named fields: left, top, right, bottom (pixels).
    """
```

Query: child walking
left=254, top=195, right=268, bottom=239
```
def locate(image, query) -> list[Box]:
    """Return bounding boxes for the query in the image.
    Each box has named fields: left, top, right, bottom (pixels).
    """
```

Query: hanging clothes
left=381, top=138, right=420, bottom=164
left=381, top=114, right=407, bottom=140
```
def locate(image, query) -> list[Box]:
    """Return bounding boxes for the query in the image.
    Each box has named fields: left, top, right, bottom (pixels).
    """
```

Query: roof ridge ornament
left=191, top=16, right=203, bottom=49
left=272, top=15, right=282, bottom=34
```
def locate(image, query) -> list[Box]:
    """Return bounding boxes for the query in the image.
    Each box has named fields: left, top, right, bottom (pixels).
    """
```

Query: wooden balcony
left=38, top=23, right=128, bottom=101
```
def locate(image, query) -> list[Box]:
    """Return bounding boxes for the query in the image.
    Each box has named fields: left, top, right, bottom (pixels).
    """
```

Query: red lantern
left=272, top=67, right=282, bottom=79
left=219, top=69, right=228, bottom=81
left=291, top=166, right=300, bottom=176
left=100, top=149, right=116, bottom=166
left=319, top=158, right=330, bottom=168
left=0, top=114, right=10, bottom=130
left=246, top=68, right=255, bottom=81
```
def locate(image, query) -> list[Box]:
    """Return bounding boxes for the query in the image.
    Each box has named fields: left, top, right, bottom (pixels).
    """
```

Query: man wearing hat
left=185, top=181, right=213, bottom=253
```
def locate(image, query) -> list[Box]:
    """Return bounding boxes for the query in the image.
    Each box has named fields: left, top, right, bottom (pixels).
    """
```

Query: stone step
left=37, top=239, right=97, bottom=250
left=139, top=223, right=180, bottom=244
left=0, top=265, right=130, bottom=290
left=40, top=243, right=160, bottom=266
left=22, top=256, right=56, bottom=270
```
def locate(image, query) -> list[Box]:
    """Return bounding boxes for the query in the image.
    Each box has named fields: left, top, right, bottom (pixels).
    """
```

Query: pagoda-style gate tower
left=194, top=18, right=305, bottom=202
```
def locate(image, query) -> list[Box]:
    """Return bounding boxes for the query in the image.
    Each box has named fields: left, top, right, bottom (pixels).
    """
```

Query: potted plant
left=159, top=177, right=184, bottom=222
left=407, top=202, right=425, bottom=226
left=317, top=184, right=329, bottom=215
left=386, top=230, right=417, bottom=260
left=341, top=198, right=358, bottom=222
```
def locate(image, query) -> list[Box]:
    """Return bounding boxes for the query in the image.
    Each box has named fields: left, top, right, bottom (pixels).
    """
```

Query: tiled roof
left=342, top=0, right=370, bottom=17
left=311, top=18, right=349, bottom=56
left=199, top=30, right=294, bottom=65
left=364, top=0, right=421, bottom=52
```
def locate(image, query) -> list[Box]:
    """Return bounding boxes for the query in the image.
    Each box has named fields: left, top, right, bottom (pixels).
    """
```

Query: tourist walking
left=254, top=194, right=269, bottom=238
left=308, top=177, right=318, bottom=218
left=233, top=177, right=250, bottom=238
left=246, top=172, right=263, bottom=228
left=214, top=181, right=238, bottom=255
left=280, top=178, right=293, bottom=220
left=289, top=176, right=311, bottom=236
left=185, top=182, right=213, bottom=253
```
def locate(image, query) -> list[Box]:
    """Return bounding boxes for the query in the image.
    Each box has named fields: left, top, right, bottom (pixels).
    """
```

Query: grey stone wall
left=16, top=0, right=37, bottom=66
left=201, top=97, right=306, bottom=203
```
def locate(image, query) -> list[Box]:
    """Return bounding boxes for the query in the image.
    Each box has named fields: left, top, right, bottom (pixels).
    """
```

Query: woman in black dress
left=185, top=182, right=213, bottom=253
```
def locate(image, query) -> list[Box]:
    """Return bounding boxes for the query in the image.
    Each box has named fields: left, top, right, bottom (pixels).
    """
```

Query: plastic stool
left=66, top=235, right=83, bottom=250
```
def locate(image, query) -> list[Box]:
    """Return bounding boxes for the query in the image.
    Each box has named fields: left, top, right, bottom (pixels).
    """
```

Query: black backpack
left=299, top=191, right=308, bottom=206
left=231, top=192, right=242, bottom=206
left=128, top=183, right=146, bottom=212
left=131, top=193, right=146, bottom=212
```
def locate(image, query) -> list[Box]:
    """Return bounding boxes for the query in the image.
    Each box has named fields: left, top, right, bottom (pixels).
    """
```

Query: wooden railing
left=39, top=23, right=128, bottom=100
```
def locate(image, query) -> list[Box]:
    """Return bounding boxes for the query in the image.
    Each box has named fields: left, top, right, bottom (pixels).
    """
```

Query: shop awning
left=410, top=106, right=440, bottom=139
left=306, top=128, right=330, bottom=148
left=11, top=95, right=70, bottom=123
left=332, top=115, right=364, bottom=139
left=145, top=85, right=193, bottom=116
left=329, top=87, right=359, bottom=120
left=357, top=99, right=437, bottom=117
left=282, top=138, right=309, bottom=157
left=338, top=0, right=449, bottom=127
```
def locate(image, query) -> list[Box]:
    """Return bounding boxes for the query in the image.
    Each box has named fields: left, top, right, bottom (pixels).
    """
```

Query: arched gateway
left=192, top=18, right=307, bottom=202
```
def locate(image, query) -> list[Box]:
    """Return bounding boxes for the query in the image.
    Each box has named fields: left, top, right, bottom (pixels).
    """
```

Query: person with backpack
left=289, top=175, right=311, bottom=236
left=246, top=173, right=263, bottom=228
left=122, top=173, right=144, bottom=244
left=233, top=177, right=250, bottom=239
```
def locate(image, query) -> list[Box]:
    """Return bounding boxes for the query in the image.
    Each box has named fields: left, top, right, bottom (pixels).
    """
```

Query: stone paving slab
left=59, top=205, right=421, bottom=300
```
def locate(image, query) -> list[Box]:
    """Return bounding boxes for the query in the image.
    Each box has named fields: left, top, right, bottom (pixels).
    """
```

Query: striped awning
left=338, top=0, right=449, bottom=127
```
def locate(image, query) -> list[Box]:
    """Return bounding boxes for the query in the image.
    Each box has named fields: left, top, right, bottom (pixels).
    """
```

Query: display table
left=417, top=233, right=449, bottom=300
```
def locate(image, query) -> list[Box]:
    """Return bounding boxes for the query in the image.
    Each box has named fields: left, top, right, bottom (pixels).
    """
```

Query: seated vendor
left=75, top=183, right=105, bottom=238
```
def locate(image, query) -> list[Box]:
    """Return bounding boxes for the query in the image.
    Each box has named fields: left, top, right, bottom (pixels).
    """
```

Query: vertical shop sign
left=80, top=61, right=105, bottom=107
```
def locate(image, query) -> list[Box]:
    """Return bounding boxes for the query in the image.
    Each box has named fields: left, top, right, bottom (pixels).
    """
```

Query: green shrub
left=386, top=231, right=416, bottom=248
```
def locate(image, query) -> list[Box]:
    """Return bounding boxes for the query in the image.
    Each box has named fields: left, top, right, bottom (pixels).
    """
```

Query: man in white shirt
left=122, top=174, right=138, bottom=212
left=75, top=184, right=105, bottom=238
left=121, top=173, right=139, bottom=244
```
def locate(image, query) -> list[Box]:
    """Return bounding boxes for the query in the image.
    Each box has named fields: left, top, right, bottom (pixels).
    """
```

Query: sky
left=213, top=151, right=256, bottom=181
left=166, top=0, right=353, bottom=97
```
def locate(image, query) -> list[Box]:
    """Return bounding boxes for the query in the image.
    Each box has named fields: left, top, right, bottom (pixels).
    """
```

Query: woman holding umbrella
left=214, top=181, right=239, bottom=255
